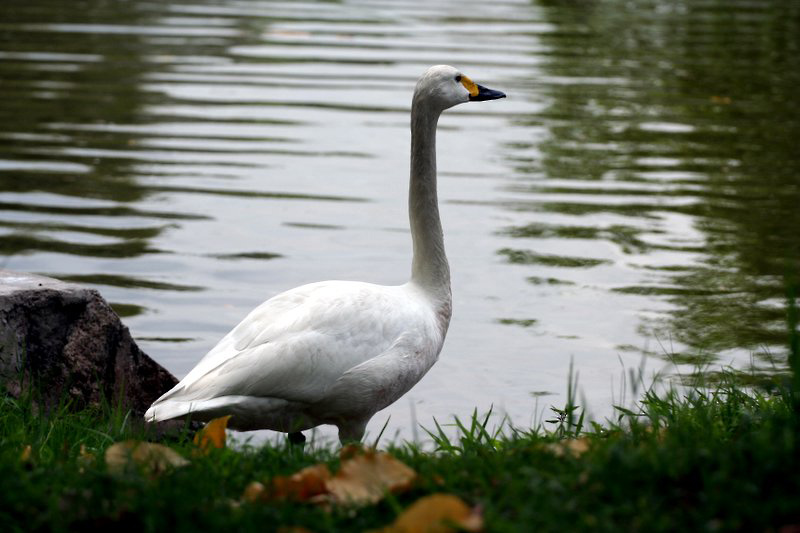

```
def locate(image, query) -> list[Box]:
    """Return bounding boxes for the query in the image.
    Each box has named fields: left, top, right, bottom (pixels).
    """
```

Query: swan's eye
left=455, top=75, right=462, bottom=82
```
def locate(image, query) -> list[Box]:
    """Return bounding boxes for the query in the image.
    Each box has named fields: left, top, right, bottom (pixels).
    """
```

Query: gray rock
left=0, top=270, right=178, bottom=415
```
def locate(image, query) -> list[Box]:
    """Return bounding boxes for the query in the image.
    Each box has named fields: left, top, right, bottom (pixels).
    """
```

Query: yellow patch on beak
left=460, top=75, right=479, bottom=97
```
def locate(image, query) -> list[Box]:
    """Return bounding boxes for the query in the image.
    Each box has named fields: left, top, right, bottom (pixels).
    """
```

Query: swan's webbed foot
left=288, top=431, right=306, bottom=446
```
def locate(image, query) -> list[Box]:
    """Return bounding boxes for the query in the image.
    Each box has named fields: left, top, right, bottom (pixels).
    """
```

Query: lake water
left=1, top=0, right=798, bottom=443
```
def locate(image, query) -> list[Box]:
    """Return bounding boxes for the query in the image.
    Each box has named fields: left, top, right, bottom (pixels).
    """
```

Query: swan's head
left=413, top=65, right=505, bottom=112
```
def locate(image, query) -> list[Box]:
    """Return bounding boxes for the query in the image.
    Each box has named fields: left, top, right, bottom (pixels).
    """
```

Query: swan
left=144, top=65, right=505, bottom=444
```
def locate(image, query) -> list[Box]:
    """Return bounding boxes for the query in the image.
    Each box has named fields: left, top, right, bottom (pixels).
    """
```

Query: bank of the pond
left=1, top=373, right=798, bottom=533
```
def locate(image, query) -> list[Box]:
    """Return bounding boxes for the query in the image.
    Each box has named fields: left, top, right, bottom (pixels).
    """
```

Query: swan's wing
left=317, top=331, right=440, bottom=418
left=152, top=281, right=433, bottom=406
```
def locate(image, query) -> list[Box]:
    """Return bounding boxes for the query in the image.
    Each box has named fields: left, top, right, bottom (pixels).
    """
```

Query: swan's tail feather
left=144, top=395, right=295, bottom=431
left=145, top=400, right=193, bottom=423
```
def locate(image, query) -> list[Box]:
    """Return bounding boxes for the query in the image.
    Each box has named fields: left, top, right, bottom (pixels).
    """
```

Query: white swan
left=144, top=65, right=505, bottom=443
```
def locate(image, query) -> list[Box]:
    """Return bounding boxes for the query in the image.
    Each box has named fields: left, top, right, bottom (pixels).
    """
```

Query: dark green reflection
left=500, top=222, right=651, bottom=254
left=0, top=220, right=174, bottom=239
left=109, top=302, right=147, bottom=318
left=513, top=0, right=800, bottom=366
left=47, top=273, right=203, bottom=292
left=0, top=234, right=160, bottom=258
left=499, top=248, right=610, bottom=268
left=497, top=318, right=538, bottom=328
left=209, top=252, right=283, bottom=261
left=0, top=200, right=211, bottom=220
left=0, top=0, right=277, bottom=266
left=526, top=276, right=574, bottom=286
left=0, top=1, right=159, bottom=204
left=136, top=336, right=195, bottom=343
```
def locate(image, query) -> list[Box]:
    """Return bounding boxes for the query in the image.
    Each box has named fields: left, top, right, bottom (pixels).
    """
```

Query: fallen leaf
left=193, top=415, right=232, bottom=455
left=285, top=464, right=332, bottom=501
left=275, top=463, right=332, bottom=501
left=242, top=481, right=267, bottom=503
left=644, top=425, right=668, bottom=441
left=339, top=443, right=363, bottom=460
left=78, top=444, right=94, bottom=461
left=277, top=527, right=315, bottom=533
left=243, top=464, right=332, bottom=503
left=372, top=493, right=483, bottom=533
left=326, top=449, right=417, bottom=506
left=77, top=444, right=95, bottom=473
left=20, top=444, right=32, bottom=463
left=547, top=436, right=591, bottom=457
left=105, top=440, right=189, bottom=476
left=243, top=449, right=416, bottom=508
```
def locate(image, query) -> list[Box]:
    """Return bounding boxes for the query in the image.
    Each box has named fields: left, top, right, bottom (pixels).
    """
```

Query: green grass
left=1, top=364, right=799, bottom=532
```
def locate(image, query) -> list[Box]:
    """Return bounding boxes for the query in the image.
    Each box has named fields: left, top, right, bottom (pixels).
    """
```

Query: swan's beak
left=469, top=84, right=506, bottom=102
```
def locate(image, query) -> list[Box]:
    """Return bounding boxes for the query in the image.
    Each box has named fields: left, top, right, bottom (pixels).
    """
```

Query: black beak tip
left=469, top=84, right=506, bottom=102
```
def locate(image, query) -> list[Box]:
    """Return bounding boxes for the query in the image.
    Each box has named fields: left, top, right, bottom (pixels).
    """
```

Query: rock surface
left=0, top=270, right=177, bottom=415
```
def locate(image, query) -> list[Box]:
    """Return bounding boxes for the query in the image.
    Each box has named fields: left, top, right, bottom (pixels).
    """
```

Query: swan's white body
left=145, top=65, right=504, bottom=442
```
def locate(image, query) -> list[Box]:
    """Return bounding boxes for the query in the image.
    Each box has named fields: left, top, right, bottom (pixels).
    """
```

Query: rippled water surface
left=2, top=0, right=799, bottom=441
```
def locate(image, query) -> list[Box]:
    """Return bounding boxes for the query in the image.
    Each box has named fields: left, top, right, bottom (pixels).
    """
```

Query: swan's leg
left=288, top=431, right=306, bottom=446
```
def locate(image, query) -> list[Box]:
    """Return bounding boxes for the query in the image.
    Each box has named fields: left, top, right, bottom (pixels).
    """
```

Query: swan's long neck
left=409, top=98, right=450, bottom=298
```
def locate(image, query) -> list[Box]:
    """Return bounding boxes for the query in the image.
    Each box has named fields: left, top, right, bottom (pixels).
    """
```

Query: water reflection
left=508, top=0, right=800, bottom=372
left=0, top=1, right=195, bottom=272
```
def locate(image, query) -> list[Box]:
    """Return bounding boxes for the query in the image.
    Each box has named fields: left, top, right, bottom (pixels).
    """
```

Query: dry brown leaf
left=78, top=444, right=94, bottom=461
left=20, top=444, right=32, bottom=463
left=326, top=449, right=417, bottom=506
left=277, top=527, right=315, bottom=533
left=243, top=448, right=416, bottom=508
left=244, top=464, right=332, bottom=503
left=564, top=436, right=591, bottom=455
left=242, top=481, right=267, bottom=503
left=644, top=425, right=668, bottom=441
left=710, top=95, right=732, bottom=105
left=105, top=440, right=189, bottom=476
left=372, top=493, right=483, bottom=533
left=547, top=436, right=591, bottom=457
left=272, top=464, right=332, bottom=501
left=77, top=444, right=95, bottom=473
left=193, top=415, right=231, bottom=455
left=339, top=443, right=364, bottom=460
